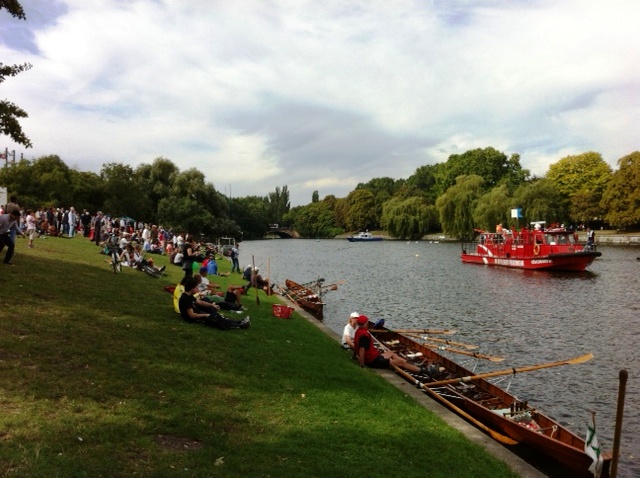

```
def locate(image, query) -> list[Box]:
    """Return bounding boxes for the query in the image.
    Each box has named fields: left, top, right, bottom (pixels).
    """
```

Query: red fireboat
left=461, top=222, right=601, bottom=271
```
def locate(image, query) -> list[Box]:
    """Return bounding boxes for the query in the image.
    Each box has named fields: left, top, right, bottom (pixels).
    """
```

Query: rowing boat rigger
left=368, top=326, right=611, bottom=477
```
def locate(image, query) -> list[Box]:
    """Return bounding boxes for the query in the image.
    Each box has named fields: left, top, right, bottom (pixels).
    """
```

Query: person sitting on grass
left=353, top=315, right=429, bottom=375
left=341, top=312, right=361, bottom=349
left=194, top=271, right=244, bottom=311
left=178, top=276, right=249, bottom=330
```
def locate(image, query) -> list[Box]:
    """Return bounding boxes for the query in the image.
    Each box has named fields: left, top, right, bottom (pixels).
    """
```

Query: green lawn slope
left=0, top=235, right=520, bottom=478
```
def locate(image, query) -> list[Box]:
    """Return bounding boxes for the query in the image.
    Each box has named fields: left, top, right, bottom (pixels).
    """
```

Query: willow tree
left=381, top=196, right=438, bottom=240
left=436, top=175, right=484, bottom=239
left=473, top=184, right=512, bottom=231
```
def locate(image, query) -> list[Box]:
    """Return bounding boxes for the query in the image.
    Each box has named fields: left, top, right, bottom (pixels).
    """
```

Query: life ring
left=533, top=243, right=540, bottom=256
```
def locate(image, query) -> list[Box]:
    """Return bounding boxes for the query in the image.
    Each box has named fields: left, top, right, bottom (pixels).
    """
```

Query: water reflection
left=240, top=239, right=639, bottom=477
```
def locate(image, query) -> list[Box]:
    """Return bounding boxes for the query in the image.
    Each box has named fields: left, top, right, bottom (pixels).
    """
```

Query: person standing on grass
left=25, top=209, right=37, bottom=248
left=0, top=210, right=23, bottom=265
left=230, top=243, right=240, bottom=273
left=5, top=195, right=20, bottom=243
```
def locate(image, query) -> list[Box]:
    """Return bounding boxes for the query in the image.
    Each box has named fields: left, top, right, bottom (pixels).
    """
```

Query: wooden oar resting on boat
left=371, top=328, right=457, bottom=335
left=369, top=325, right=611, bottom=476
left=424, top=353, right=594, bottom=388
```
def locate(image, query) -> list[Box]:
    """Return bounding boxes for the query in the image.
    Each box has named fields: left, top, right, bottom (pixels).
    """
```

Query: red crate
left=272, top=304, right=294, bottom=319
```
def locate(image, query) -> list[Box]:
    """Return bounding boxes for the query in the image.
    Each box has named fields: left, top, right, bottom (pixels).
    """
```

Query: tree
left=1, top=1, right=32, bottom=147
left=291, top=201, right=341, bottom=238
left=345, top=189, right=378, bottom=232
left=512, top=178, right=568, bottom=226
left=473, top=184, right=512, bottom=231
left=311, top=190, right=319, bottom=203
left=601, top=152, right=640, bottom=229
left=381, top=196, right=438, bottom=240
left=435, top=175, right=484, bottom=239
left=405, top=164, right=439, bottom=202
left=546, top=152, right=612, bottom=224
left=437, top=147, right=529, bottom=194
left=100, top=163, right=140, bottom=218
left=266, top=185, right=290, bottom=225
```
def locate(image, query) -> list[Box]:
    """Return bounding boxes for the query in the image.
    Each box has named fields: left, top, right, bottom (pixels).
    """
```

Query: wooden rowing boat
left=283, top=279, right=325, bottom=319
left=369, top=326, right=611, bottom=476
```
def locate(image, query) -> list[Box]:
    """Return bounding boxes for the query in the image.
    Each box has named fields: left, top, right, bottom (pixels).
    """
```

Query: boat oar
left=252, top=255, right=260, bottom=306
left=421, top=343, right=506, bottom=362
left=389, top=328, right=458, bottom=335
left=391, top=364, right=519, bottom=446
left=425, top=353, right=594, bottom=388
left=403, top=333, right=479, bottom=350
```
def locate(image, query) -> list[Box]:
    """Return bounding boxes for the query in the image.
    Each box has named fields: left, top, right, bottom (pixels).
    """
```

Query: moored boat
left=347, top=231, right=383, bottom=242
left=461, top=223, right=601, bottom=271
left=369, top=325, right=611, bottom=476
left=283, top=279, right=325, bottom=319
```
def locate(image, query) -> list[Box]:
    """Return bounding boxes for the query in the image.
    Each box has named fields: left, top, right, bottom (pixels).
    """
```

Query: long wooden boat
left=369, top=326, right=611, bottom=477
left=283, top=279, right=325, bottom=319
left=461, top=223, right=601, bottom=271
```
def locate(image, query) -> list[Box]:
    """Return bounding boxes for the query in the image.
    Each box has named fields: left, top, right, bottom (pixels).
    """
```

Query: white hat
left=350, top=311, right=360, bottom=318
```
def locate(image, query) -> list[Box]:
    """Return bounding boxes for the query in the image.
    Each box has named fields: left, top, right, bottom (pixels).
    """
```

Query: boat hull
left=283, top=279, right=325, bottom=319
left=370, top=328, right=611, bottom=476
left=347, top=237, right=383, bottom=242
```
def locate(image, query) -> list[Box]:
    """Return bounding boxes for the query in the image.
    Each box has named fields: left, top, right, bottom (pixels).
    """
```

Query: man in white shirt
left=341, top=312, right=360, bottom=349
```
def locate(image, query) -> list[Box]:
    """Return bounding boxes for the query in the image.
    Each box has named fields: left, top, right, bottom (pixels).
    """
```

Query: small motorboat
left=347, top=231, right=383, bottom=242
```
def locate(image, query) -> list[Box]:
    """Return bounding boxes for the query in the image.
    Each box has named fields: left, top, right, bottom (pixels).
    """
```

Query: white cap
left=350, top=311, right=360, bottom=318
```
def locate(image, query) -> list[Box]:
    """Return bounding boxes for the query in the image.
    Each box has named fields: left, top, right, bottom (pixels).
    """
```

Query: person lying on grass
left=179, top=276, right=249, bottom=330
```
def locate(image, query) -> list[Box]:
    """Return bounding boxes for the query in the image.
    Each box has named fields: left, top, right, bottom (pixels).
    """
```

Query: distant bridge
left=267, top=227, right=299, bottom=239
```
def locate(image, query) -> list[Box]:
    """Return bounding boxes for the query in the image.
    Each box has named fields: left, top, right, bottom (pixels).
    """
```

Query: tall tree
left=1, top=1, right=32, bottom=147
left=266, top=185, right=290, bottom=225
left=601, top=152, right=640, bottom=229
left=311, top=190, right=319, bottom=203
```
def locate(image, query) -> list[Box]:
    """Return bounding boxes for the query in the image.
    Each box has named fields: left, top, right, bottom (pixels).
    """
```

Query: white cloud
left=1, top=0, right=639, bottom=206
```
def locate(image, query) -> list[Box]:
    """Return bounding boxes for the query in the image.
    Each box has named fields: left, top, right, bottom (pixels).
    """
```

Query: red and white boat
left=461, top=223, right=601, bottom=271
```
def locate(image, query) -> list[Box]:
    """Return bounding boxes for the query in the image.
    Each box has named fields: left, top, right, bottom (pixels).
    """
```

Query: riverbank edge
left=281, top=298, right=548, bottom=478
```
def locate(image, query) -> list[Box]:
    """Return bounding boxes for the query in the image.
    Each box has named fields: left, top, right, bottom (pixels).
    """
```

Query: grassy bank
left=0, top=236, right=519, bottom=478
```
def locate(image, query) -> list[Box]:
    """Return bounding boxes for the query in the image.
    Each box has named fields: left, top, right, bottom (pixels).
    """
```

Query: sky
left=1, top=1, right=639, bottom=206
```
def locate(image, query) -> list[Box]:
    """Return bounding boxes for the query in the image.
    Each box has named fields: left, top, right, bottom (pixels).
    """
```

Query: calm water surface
left=239, top=239, right=639, bottom=477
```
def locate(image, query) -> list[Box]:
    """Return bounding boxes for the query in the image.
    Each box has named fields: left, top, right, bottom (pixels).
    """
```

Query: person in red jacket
left=353, top=315, right=424, bottom=373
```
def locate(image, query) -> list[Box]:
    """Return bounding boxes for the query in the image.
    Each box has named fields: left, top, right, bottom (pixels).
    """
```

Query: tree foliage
left=436, top=147, right=529, bottom=194
left=1, top=1, right=32, bottom=147
left=345, top=189, right=378, bottom=232
left=512, top=178, right=567, bottom=226
left=266, top=185, right=290, bottom=225
left=546, top=152, right=612, bottom=223
left=381, top=196, right=438, bottom=239
left=436, top=175, right=484, bottom=240
left=473, top=184, right=512, bottom=231
left=601, top=152, right=640, bottom=229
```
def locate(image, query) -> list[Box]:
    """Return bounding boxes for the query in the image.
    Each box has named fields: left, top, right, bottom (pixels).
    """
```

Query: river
left=237, top=239, right=639, bottom=477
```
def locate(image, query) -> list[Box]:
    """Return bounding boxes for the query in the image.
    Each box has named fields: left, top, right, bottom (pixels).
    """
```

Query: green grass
left=0, top=236, right=520, bottom=478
